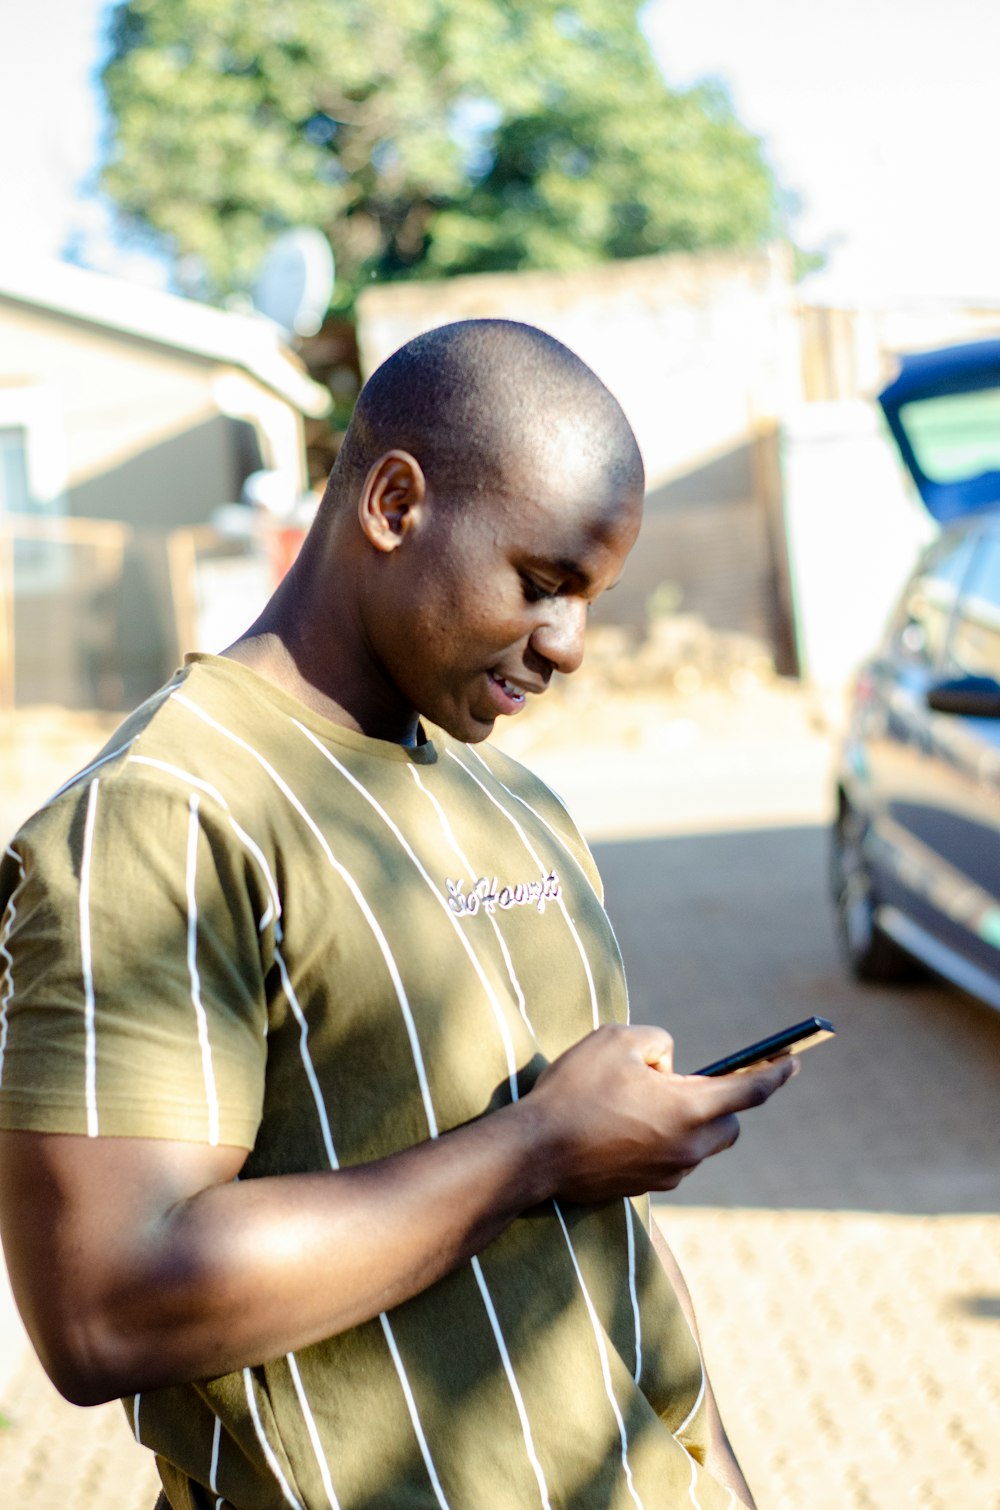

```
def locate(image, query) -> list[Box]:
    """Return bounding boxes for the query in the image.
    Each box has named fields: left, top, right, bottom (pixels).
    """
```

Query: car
left=831, top=337, right=1000, bottom=1010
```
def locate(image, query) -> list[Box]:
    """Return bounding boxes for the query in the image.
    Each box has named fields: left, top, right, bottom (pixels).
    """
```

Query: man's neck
left=221, top=631, right=420, bottom=747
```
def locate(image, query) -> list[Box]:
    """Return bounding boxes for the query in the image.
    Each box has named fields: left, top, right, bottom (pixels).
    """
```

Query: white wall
left=781, top=400, right=936, bottom=687
left=357, top=249, right=796, bottom=494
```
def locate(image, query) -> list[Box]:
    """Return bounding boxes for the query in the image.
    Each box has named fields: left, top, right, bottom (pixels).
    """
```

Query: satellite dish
left=252, top=227, right=334, bottom=338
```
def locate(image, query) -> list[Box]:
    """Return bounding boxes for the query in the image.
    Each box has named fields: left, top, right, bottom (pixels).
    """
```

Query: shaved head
left=237, top=318, right=644, bottom=743
left=329, top=319, right=644, bottom=508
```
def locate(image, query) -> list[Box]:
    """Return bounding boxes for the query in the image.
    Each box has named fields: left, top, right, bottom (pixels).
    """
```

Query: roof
left=0, top=258, right=331, bottom=418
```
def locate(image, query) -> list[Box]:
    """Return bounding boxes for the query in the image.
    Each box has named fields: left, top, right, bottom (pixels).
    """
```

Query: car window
left=890, top=531, right=979, bottom=668
left=899, top=388, right=1000, bottom=483
left=948, top=533, right=1000, bottom=682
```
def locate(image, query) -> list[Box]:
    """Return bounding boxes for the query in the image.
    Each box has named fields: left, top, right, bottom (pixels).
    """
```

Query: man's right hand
left=527, top=1023, right=797, bottom=1204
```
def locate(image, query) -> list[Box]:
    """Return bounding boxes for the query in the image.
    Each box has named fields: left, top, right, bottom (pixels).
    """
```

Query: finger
left=659, top=1114, right=741, bottom=1186
left=695, top=1053, right=799, bottom=1113
left=696, top=1111, right=741, bottom=1161
left=633, top=1026, right=674, bottom=1074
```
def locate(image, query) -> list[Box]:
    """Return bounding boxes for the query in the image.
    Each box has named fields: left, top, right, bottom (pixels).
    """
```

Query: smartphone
left=693, top=1015, right=835, bottom=1077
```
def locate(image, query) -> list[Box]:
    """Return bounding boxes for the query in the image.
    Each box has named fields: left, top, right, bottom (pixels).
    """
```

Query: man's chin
left=425, top=705, right=497, bottom=745
left=462, top=722, right=497, bottom=745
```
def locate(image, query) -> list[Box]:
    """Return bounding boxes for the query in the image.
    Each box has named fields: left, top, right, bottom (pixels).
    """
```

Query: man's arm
left=650, top=1219, right=756, bottom=1509
left=0, top=1024, right=795, bottom=1407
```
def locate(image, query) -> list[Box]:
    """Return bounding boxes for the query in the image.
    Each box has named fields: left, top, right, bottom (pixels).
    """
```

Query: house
left=0, top=259, right=330, bottom=707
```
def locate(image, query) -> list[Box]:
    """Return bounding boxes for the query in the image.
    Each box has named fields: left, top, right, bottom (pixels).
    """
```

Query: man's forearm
left=1, top=1025, right=795, bottom=1408
left=10, top=1099, right=554, bottom=1405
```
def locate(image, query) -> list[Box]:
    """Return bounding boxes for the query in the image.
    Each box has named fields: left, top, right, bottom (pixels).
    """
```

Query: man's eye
left=520, top=574, right=552, bottom=603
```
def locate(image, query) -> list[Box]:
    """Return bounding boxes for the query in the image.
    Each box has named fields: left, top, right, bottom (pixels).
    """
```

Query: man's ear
left=358, top=450, right=426, bottom=553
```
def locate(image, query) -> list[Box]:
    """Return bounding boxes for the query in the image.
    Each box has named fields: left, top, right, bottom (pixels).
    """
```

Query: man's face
left=368, top=449, right=643, bottom=743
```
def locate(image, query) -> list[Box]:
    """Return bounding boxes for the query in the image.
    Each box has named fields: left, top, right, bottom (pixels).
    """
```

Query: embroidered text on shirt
left=446, top=872, right=561, bottom=917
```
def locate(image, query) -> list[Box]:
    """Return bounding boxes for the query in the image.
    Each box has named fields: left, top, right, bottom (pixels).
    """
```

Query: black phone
left=693, top=1016, right=835, bottom=1077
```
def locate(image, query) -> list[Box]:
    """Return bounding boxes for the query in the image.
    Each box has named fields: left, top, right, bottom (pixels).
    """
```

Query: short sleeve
left=0, top=770, right=272, bottom=1147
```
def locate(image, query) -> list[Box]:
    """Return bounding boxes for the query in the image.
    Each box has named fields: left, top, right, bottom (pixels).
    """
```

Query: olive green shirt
left=0, top=655, right=741, bottom=1509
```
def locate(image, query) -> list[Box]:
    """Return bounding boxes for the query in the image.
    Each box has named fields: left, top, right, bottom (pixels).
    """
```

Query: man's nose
left=529, top=598, right=588, bottom=676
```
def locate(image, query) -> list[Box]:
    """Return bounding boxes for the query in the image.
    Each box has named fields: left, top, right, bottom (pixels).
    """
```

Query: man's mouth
left=487, top=671, right=528, bottom=710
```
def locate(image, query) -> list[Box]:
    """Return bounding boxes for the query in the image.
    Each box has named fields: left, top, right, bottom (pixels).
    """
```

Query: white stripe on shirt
left=470, top=1254, right=552, bottom=1509
left=129, top=756, right=281, bottom=935
left=242, top=1367, right=304, bottom=1509
left=209, top=1413, right=222, bottom=1498
left=685, top=1445, right=705, bottom=1508
left=274, top=946, right=338, bottom=1170
left=80, top=778, right=100, bottom=1138
left=672, top=1333, right=707, bottom=1442
left=625, top=1199, right=643, bottom=1385
left=379, top=1313, right=453, bottom=1510
left=286, top=1351, right=342, bottom=1509
left=0, top=844, right=26, bottom=1090
left=553, top=1199, right=645, bottom=1510
left=185, top=792, right=220, bottom=1146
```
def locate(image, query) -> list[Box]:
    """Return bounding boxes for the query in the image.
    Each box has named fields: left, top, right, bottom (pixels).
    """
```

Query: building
left=0, top=260, right=329, bottom=707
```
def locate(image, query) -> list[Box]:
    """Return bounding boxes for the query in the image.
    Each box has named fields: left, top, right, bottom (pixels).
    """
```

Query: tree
left=100, top=0, right=782, bottom=306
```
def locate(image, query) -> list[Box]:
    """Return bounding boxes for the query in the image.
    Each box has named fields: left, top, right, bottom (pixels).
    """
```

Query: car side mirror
left=927, top=675, right=1000, bottom=717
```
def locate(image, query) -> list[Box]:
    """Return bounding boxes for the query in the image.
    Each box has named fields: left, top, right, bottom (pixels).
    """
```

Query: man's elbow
left=22, top=1305, right=145, bottom=1407
left=44, top=1359, right=124, bottom=1409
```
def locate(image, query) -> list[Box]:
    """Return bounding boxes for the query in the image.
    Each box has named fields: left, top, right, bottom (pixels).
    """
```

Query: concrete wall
left=356, top=252, right=800, bottom=668
left=357, top=249, right=798, bottom=494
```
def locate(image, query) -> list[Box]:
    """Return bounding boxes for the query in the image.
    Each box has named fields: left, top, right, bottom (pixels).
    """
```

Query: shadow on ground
left=594, top=824, right=1000, bottom=1215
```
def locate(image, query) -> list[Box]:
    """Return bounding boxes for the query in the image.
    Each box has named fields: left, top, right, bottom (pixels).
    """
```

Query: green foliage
left=100, top=0, right=782, bottom=304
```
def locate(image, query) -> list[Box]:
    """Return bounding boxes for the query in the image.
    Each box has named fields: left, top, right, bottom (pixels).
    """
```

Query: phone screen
left=694, top=1016, right=835, bottom=1077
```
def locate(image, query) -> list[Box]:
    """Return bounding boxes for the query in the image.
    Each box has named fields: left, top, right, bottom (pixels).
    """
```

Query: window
left=900, top=388, right=1000, bottom=484
left=890, top=530, right=979, bottom=668
left=948, top=534, right=1000, bottom=683
left=0, top=387, right=68, bottom=593
left=0, top=426, right=32, bottom=513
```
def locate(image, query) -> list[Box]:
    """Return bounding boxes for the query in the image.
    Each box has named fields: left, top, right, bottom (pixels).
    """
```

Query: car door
left=918, top=527, right=1000, bottom=982
left=862, top=528, right=981, bottom=941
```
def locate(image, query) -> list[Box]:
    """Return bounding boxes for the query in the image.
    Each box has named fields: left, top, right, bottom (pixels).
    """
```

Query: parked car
left=831, top=338, right=1000, bottom=1010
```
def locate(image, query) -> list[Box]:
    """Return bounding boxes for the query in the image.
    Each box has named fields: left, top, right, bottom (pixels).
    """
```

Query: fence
left=0, top=513, right=282, bottom=713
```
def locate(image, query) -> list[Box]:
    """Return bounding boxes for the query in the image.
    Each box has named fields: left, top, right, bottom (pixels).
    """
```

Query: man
left=0, top=320, right=794, bottom=1509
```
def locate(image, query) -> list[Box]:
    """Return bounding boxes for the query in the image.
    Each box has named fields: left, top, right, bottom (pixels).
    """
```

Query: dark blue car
left=832, top=338, right=1000, bottom=1010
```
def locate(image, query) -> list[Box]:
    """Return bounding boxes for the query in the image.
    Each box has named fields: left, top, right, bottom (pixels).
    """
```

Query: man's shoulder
left=10, top=658, right=280, bottom=842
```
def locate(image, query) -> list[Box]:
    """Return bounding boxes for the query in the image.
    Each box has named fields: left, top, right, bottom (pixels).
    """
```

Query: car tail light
left=853, top=668, right=878, bottom=710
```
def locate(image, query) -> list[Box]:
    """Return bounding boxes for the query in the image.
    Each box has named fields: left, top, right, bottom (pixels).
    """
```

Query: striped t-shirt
left=0, top=655, right=743, bottom=1510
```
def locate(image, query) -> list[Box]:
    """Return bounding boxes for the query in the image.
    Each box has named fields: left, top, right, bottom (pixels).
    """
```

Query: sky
left=2, top=0, right=1000, bottom=302
left=645, top=0, right=1000, bottom=301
